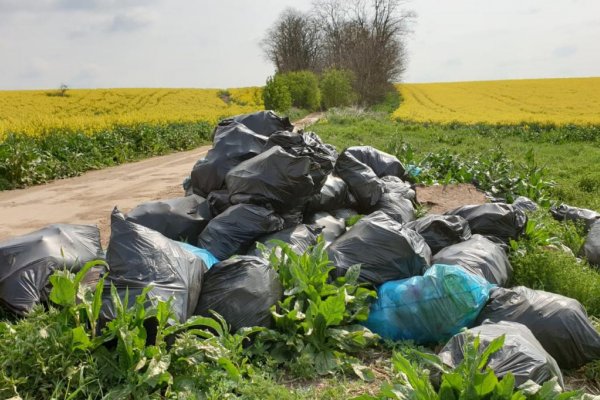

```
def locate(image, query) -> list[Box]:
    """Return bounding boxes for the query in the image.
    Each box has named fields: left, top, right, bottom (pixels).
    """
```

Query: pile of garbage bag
left=3, top=110, right=600, bottom=390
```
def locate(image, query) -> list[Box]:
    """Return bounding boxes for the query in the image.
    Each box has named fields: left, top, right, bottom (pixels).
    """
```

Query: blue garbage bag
left=176, top=242, right=219, bottom=269
left=364, top=264, right=494, bottom=344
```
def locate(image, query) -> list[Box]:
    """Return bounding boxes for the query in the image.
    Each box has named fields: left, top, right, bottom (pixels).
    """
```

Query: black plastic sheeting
left=345, top=146, right=406, bottom=179
left=0, top=224, right=103, bottom=315
left=432, top=234, right=512, bottom=286
left=247, top=224, right=320, bottom=257
left=439, top=320, right=564, bottom=388
left=190, top=122, right=267, bottom=197
left=327, top=211, right=431, bottom=285
left=380, top=176, right=416, bottom=201
left=219, top=110, right=293, bottom=137
left=197, top=204, right=284, bottom=260
left=476, top=286, right=600, bottom=369
left=583, top=220, right=600, bottom=267
left=446, top=203, right=527, bottom=243
left=103, top=209, right=206, bottom=323
left=307, top=175, right=352, bottom=213
left=405, top=214, right=471, bottom=255
left=206, top=190, right=232, bottom=217
left=334, top=149, right=385, bottom=212
left=125, top=195, right=212, bottom=244
left=194, top=256, right=283, bottom=332
left=226, top=146, right=314, bottom=211
left=265, top=131, right=337, bottom=191
left=305, top=212, right=346, bottom=247
left=550, top=203, right=600, bottom=232
left=512, top=196, right=539, bottom=213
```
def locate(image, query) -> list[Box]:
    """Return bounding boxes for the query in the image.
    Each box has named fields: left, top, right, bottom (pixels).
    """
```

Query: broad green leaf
left=49, top=271, right=76, bottom=307
left=218, top=357, right=241, bottom=382
left=71, top=326, right=91, bottom=350
left=315, top=350, right=338, bottom=375
left=351, top=364, right=375, bottom=382
left=479, top=334, right=505, bottom=370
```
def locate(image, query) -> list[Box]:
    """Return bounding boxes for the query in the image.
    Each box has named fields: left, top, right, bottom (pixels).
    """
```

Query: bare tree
left=261, top=8, right=322, bottom=73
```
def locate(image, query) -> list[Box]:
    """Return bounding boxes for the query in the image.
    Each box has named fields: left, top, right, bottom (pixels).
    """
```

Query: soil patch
left=416, top=183, right=488, bottom=214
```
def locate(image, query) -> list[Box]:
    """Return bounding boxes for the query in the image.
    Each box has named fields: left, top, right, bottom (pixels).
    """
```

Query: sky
left=0, top=0, right=598, bottom=89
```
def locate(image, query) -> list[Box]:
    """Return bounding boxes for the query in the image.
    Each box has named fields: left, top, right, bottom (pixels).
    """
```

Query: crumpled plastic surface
left=334, top=148, right=385, bottom=212
left=194, top=256, right=282, bottom=332
left=219, top=110, right=293, bottom=136
left=126, top=195, right=211, bottom=244
left=346, top=146, right=406, bottom=179
left=176, top=242, right=219, bottom=270
left=197, top=204, right=284, bottom=260
left=307, top=174, right=352, bottom=213
left=0, top=224, right=103, bottom=315
left=405, top=214, right=471, bottom=254
left=476, top=286, right=600, bottom=369
left=551, top=203, right=600, bottom=232
left=432, top=234, right=512, bottom=286
left=305, top=212, right=346, bottom=247
left=328, top=211, right=431, bottom=285
left=446, top=203, right=527, bottom=243
left=364, top=264, right=493, bottom=344
left=583, top=220, right=600, bottom=266
left=247, top=224, right=320, bottom=257
left=439, top=320, right=563, bottom=388
left=103, top=209, right=206, bottom=323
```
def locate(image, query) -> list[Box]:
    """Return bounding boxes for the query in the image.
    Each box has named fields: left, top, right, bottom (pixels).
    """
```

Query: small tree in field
left=263, top=75, right=292, bottom=112
left=320, top=69, right=356, bottom=109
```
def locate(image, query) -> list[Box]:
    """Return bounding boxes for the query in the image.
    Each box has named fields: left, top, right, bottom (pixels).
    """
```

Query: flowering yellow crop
left=0, top=87, right=264, bottom=139
left=393, top=78, right=600, bottom=125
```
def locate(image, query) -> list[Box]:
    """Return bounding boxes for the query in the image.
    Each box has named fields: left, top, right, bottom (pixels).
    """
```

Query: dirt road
left=0, top=112, right=324, bottom=246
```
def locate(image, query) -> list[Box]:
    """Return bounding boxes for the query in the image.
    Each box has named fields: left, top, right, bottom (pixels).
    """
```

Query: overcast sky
left=0, top=0, right=598, bottom=89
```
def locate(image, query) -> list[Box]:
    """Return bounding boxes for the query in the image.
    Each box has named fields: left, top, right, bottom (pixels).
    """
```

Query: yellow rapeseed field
left=393, top=77, right=600, bottom=125
left=0, top=87, right=263, bottom=138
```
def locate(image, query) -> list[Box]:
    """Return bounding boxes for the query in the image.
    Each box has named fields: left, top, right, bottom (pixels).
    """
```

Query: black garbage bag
left=190, top=122, right=267, bottom=197
left=125, top=195, right=211, bottom=244
left=328, top=211, right=431, bottom=285
left=103, top=209, right=206, bottom=323
left=446, top=203, right=527, bottom=243
left=512, top=196, right=538, bottom=212
left=247, top=224, right=321, bottom=257
left=266, top=130, right=337, bottom=191
left=550, top=203, right=600, bottom=232
left=438, top=320, right=564, bottom=388
left=405, top=214, right=472, bottom=254
left=226, top=146, right=315, bottom=211
left=381, top=176, right=416, bottom=201
left=194, top=256, right=283, bottom=331
left=307, top=175, right=352, bottom=212
left=346, top=146, right=406, bottom=178
left=583, top=220, right=600, bottom=267
left=0, top=224, right=103, bottom=315
left=206, top=190, right=232, bottom=217
left=476, top=286, right=600, bottom=369
left=218, top=110, right=293, bottom=136
left=331, top=208, right=358, bottom=220
left=371, top=195, right=415, bottom=224
left=279, top=206, right=306, bottom=229
left=432, top=234, right=511, bottom=286
left=305, top=212, right=346, bottom=247
left=197, top=204, right=284, bottom=260
left=335, top=148, right=385, bottom=211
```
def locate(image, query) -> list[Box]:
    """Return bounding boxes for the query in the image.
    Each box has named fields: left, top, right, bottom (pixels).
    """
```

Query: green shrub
left=279, top=70, right=321, bottom=111
left=263, top=75, right=292, bottom=112
left=320, top=69, right=357, bottom=109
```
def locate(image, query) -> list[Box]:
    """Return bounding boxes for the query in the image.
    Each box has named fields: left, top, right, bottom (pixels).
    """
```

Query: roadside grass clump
left=0, top=121, right=212, bottom=190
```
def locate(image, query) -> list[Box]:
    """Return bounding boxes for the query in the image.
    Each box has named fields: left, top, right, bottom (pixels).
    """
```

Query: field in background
left=0, top=87, right=263, bottom=138
left=393, top=77, right=600, bottom=125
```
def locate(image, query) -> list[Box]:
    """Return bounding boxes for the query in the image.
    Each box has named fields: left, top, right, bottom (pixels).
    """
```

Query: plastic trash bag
left=432, top=234, right=512, bottom=286
left=476, top=286, right=600, bottom=369
left=583, top=220, right=600, bottom=266
left=307, top=175, right=353, bottom=212
left=194, top=256, right=283, bottom=332
left=0, top=224, right=103, bottom=315
left=126, top=195, right=211, bottom=244
left=512, top=196, right=538, bottom=212
left=438, top=320, right=563, bottom=388
left=405, top=214, right=471, bottom=254
left=206, top=190, right=232, bottom=217
left=446, top=203, right=527, bottom=243
left=247, top=224, right=321, bottom=257
left=370, top=178, right=416, bottom=224
left=175, top=242, right=219, bottom=270
left=364, top=264, right=493, bottom=344
left=197, top=204, right=284, bottom=260
left=345, top=146, right=406, bottom=178
left=550, top=203, right=600, bottom=232
left=380, top=176, right=416, bottom=201
left=328, top=211, right=431, bottom=285
left=218, top=110, right=293, bottom=136
left=103, top=209, right=206, bottom=323
left=226, top=146, right=314, bottom=211
left=335, top=148, right=385, bottom=212
left=266, top=130, right=337, bottom=191
left=190, top=122, right=267, bottom=197
left=305, top=212, right=346, bottom=247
